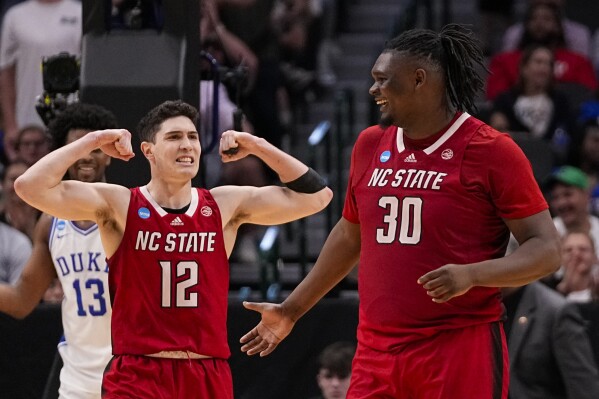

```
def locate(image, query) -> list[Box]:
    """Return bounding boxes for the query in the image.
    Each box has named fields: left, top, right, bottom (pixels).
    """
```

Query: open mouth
left=375, top=98, right=388, bottom=106
left=176, top=156, right=194, bottom=164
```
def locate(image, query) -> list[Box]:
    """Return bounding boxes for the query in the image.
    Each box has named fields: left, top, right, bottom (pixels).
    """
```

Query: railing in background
left=334, top=87, right=354, bottom=220
left=258, top=226, right=281, bottom=301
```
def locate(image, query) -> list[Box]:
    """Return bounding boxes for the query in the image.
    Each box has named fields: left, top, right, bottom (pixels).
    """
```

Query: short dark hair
left=136, top=100, right=198, bottom=143
left=318, top=341, right=355, bottom=378
left=384, top=24, right=487, bottom=114
left=47, top=103, right=119, bottom=150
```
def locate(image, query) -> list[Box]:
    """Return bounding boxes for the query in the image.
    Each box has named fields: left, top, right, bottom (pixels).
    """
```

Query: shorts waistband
left=145, top=351, right=212, bottom=359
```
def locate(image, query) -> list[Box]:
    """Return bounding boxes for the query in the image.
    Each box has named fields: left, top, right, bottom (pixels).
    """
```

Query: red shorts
left=348, top=322, right=509, bottom=399
left=102, top=355, right=233, bottom=399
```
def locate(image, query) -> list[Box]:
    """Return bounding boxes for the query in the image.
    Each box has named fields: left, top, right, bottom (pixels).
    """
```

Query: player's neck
left=402, top=109, right=457, bottom=141
left=145, top=180, right=192, bottom=209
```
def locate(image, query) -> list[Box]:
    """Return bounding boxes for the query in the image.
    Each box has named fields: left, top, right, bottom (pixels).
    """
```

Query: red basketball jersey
left=108, top=186, right=230, bottom=358
left=343, top=113, right=548, bottom=352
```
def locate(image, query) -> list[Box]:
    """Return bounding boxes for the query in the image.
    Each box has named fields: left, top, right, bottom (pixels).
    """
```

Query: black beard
left=378, top=114, right=394, bottom=129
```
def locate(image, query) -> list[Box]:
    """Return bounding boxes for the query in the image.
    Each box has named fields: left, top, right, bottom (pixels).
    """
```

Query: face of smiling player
left=66, top=129, right=111, bottom=183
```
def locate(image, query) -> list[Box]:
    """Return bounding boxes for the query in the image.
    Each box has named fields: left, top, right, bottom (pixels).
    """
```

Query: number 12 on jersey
left=159, top=261, right=199, bottom=308
left=377, top=196, right=422, bottom=244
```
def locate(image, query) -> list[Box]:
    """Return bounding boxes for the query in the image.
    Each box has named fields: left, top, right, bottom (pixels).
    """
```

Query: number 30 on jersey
left=377, top=196, right=422, bottom=244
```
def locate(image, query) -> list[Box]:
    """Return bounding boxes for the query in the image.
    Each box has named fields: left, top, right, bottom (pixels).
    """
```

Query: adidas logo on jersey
left=404, top=153, right=417, bottom=163
left=170, top=216, right=184, bottom=226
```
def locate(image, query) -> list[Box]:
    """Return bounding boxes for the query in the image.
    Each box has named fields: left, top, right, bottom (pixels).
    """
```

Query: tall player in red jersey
left=14, top=100, right=332, bottom=398
left=240, top=24, right=561, bottom=398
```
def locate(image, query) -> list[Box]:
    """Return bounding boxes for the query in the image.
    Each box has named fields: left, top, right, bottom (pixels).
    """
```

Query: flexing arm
left=240, top=217, right=360, bottom=356
left=213, top=130, right=332, bottom=227
left=419, top=210, right=561, bottom=303
left=14, top=129, right=134, bottom=222
left=0, top=215, right=57, bottom=319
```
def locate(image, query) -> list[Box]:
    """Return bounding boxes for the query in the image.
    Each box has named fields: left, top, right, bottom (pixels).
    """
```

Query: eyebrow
left=164, top=130, right=199, bottom=136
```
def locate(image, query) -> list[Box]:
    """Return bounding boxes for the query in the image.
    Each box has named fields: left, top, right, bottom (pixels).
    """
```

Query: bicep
left=28, top=181, right=123, bottom=223
left=505, top=210, right=558, bottom=245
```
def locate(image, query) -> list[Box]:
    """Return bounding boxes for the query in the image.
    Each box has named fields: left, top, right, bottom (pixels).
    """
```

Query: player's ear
left=414, top=68, right=426, bottom=88
left=140, top=141, right=154, bottom=160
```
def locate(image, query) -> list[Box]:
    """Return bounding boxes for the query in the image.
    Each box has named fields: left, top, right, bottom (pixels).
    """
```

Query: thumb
left=243, top=301, right=264, bottom=313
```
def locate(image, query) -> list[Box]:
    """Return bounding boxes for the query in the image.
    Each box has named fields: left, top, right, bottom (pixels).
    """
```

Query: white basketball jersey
left=49, top=218, right=112, bottom=398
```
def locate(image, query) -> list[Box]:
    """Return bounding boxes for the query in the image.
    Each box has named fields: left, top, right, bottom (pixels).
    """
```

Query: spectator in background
left=489, top=44, right=574, bottom=163
left=477, top=0, right=515, bottom=56
left=218, top=0, right=288, bottom=149
left=0, top=0, right=81, bottom=162
left=567, top=114, right=599, bottom=214
left=309, top=341, right=355, bottom=399
left=486, top=1, right=597, bottom=102
left=545, top=166, right=599, bottom=256
left=14, top=124, right=51, bottom=166
left=0, top=219, right=31, bottom=284
left=502, top=0, right=591, bottom=57
left=554, top=231, right=599, bottom=301
left=200, top=0, right=270, bottom=262
left=502, top=280, right=599, bottom=398
left=1, top=159, right=40, bottom=239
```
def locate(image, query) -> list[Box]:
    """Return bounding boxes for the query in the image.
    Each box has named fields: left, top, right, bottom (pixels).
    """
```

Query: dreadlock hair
left=384, top=24, right=487, bottom=114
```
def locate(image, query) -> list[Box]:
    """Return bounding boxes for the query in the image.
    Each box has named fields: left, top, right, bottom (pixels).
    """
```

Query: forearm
left=0, top=283, right=42, bottom=319
left=251, top=137, right=310, bottom=183
left=282, top=219, right=360, bottom=321
left=470, top=235, right=560, bottom=288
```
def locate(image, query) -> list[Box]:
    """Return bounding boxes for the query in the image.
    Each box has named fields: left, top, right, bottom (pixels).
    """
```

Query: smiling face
left=66, top=129, right=111, bottom=183
left=142, top=116, right=201, bottom=182
left=549, top=183, right=590, bottom=227
left=369, top=51, right=416, bottom=128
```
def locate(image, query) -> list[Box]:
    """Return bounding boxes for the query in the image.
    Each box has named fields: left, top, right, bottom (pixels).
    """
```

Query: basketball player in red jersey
left=14, top=100, right=332, bottom=398
left=240, top=24, right=561, bottom=398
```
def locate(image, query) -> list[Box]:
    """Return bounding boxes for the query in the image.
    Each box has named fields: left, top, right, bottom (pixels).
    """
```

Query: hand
left=417, top=264, right=474, bottom=303
left=240, top=301, right=295, bottom=357
left=219, top=130, right=257, bottom=162
left=93, top=129, right=135, bottom=161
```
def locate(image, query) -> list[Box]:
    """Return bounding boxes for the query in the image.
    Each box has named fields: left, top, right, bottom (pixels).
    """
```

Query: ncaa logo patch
left=441, top=149, right=453, bottom=160
left=56, top=220, right=66, bottom=231
left=138, top=207, right=151, bottom=219
left=380, top=150, right=391, bottom=163
left=201, top=206, right=213, bottom=217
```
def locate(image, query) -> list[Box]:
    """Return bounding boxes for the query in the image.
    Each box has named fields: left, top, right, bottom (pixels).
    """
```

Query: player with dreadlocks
left=240, top=24, right=560, bottom=398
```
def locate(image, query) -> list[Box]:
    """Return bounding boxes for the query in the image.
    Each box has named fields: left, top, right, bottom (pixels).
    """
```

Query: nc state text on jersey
left=135, top=231, right=217, bottom=253
left=368, top=168, right=447, bottom=189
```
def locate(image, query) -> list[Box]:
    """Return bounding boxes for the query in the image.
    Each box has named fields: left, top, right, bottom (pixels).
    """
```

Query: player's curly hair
left=384, top=24, right=487, bottom=114
left=48, top=103, right=119, bottom=150
left=136, top=100, right=198, bottom=143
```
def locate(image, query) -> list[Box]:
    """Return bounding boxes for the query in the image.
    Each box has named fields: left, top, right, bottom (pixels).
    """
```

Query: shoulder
left=469, top=122, right=520, bottom=153
left=353, top=125, right=390, bottom=153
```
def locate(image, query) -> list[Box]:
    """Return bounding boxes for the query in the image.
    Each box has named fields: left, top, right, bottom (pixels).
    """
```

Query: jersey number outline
left=376, top=196, right=423, bottom=244
left=73, top=278, right=107, bottom=316
left=159, top=261, right=199, bottom=308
